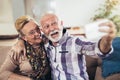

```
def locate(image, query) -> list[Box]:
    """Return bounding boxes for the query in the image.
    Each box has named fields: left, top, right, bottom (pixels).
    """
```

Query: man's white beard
left=46, top=29, right=63, bottom=42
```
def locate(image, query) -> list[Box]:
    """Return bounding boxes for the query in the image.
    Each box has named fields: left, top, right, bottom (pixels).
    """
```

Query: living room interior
left=0, top=0, right=120, bottom=80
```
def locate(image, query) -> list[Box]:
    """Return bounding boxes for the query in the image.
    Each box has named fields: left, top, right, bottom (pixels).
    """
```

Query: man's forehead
left=41, top=13, right=58, bottom=21
left=41, top=16, right=56, bottom=22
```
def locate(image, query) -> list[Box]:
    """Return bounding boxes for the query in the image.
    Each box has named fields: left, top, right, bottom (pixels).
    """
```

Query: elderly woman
left=0, top=16, right=51, bottom=80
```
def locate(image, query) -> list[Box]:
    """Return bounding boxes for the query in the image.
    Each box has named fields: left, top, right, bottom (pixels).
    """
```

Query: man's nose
left=49, top=25, right=55, bottom=31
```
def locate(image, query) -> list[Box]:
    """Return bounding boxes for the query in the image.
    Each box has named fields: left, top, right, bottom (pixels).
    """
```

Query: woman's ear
left=40, top=28, right=43, bottom=33
left=21, top=36, right=27, bottom=41
left=40, top=27, right=42, bottom=31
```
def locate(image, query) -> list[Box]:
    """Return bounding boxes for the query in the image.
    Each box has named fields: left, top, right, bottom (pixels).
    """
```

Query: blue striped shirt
left=45, top=30, right=112, bottom=80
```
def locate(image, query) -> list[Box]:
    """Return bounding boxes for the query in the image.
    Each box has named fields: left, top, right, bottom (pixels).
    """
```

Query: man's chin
left=48, top=34, right=63, bottom=42
left=49, top=37, right=60, bottom=42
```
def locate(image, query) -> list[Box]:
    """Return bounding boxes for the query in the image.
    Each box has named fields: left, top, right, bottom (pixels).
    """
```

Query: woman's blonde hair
left=15, top=15, right=38, bottom=36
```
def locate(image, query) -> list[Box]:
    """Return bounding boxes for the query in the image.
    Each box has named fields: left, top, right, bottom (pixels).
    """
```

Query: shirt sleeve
left=95, top=39, right=113, bottom=58
left=75, top=37, right=113, bottom=58
left=0, top=47, right=19, bottom=80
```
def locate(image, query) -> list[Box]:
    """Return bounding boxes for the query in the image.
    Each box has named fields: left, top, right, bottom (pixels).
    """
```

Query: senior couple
left=0, top=13, right=117, bottom=80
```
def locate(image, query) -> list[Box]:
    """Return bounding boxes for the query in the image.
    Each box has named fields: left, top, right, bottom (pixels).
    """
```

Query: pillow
left=102, top=37, right=120, bottom=78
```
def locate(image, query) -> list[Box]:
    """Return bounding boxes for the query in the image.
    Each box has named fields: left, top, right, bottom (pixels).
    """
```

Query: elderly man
left=40, top=13, right=116, bottom=80
left=0, top=15, right=51, bottom=80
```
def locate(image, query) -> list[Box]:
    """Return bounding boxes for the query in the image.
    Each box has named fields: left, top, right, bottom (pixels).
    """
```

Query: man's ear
left=61, top=21, right=63, bottom=25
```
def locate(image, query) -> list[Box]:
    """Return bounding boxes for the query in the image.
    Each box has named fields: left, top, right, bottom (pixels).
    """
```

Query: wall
left=0, top=0, right=25, bottom=35
left=55, top=0, right=105, bottom=27
left=0, top=0, right=17, bottom=35
left=0, top=0, right=120, bottom=35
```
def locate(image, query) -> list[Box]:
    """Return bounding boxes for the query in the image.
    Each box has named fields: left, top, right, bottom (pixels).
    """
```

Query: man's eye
left=52, top=22, right=57, bottom=26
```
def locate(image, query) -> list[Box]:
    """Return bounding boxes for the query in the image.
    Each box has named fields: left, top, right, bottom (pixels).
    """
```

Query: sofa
left=86, top=55, right=104, bottom=80
left=0, top=44, right=104, bottom=80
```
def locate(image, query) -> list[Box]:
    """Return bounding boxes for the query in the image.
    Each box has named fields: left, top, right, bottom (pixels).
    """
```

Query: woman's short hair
left=15, top=15, right=38, bottom=36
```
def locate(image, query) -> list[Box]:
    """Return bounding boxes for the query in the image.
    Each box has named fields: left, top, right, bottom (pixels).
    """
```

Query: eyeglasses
left=26, top=26, right=41, bottom=36
left=42, top=21, right=58, bottom=29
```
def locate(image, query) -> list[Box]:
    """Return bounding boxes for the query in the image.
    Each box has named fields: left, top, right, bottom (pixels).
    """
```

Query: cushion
left=102, top=37, right=120, bottom=78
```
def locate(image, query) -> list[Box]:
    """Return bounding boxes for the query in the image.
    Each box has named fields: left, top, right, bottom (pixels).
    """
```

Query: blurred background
left=0, top=0, right=120, bottom=46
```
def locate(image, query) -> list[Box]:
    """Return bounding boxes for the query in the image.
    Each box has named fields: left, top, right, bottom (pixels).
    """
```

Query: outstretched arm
left=99, top=20, right=116, bottom=54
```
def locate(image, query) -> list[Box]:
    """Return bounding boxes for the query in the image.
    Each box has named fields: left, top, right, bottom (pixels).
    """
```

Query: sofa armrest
left=85, top=55, right=98, bottom=80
